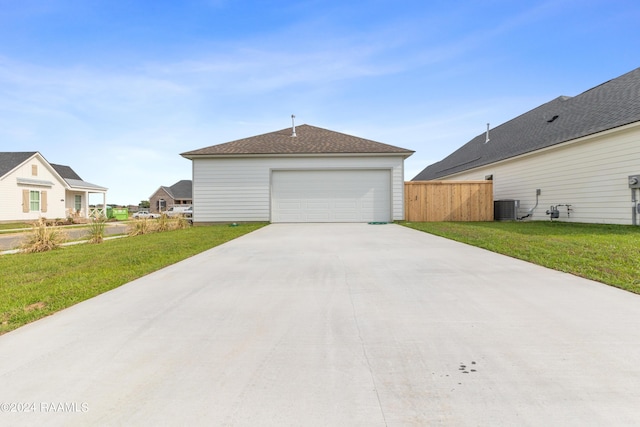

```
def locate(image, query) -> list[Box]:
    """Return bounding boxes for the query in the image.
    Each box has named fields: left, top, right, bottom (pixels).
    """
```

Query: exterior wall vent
left=494, top=199, right=519, bottom=221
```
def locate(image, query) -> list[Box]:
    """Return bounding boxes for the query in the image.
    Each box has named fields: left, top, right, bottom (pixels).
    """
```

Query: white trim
left=17, top=177, right=55, bottom=187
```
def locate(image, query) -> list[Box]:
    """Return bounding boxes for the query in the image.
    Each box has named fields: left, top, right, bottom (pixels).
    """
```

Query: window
left=30, top=191, right=40, bottom=211
left=32, top=165, right=38, bottom=176
left=75, top=195, right=82, bottom=212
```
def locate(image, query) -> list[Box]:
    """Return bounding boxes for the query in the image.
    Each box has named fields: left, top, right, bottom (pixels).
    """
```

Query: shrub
left=21, top=218, right=67, bottom=253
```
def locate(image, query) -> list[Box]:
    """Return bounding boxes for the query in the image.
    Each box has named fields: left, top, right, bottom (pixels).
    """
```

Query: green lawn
left=0, top=223, right=266, bottom=335
left=0, top=222, right=32, bottom=233
left=400, top=221, right=640, bottom=294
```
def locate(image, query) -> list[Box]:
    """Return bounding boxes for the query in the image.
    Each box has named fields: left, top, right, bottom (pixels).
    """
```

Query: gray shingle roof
left=163, top=180, right=192, bottom=200
left=181, top=124, right=414, bottom=157
left=0, top=152, right=37, bottom=178
left=51, top=163, right=107, bottom=191
left=0, top=153, right=106, bottom=191
left=413, top=67, right=640, bottom=180
left=51, top=164, right=83, bottom=181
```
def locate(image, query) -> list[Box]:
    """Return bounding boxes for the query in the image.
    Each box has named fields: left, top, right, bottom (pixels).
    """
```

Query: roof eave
left=181, top=151, right=414, bottom=160
left=429, top=120, right=640, bottom=180
left=68, top=185, right=109, bottom=192
left=65, top=179, right=108, bottom=192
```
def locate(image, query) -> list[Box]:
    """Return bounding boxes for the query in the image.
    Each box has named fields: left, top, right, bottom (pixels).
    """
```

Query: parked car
left=165, top=206, right=192, bottom=218
left=133, top=210, right=160, bottom=219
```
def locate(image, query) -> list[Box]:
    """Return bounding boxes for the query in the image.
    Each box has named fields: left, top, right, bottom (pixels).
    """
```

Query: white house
left=413, top=67, right=640, bottom=225
left=181, top=124, right=414, bottom=223
left=0, top=152, right=108, bottom=222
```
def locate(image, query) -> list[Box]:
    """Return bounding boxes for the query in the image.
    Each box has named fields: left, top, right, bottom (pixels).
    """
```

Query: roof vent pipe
left=485, top=123, right=490, bottom=144
left=291, top=114, right=297, bottom=137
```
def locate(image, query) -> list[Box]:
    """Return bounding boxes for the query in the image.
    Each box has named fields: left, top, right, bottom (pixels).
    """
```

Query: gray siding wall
left=191, top=155, right=406, bottom=222
left=442, top=122, right=640, bottom=224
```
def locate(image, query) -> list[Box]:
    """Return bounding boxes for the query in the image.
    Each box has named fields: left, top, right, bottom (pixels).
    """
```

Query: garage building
left=181, top=124, right=414, bottom=224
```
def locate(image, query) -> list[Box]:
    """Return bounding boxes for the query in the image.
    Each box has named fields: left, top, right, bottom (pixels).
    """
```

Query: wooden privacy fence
left=405, top=181, right=493, bottom=222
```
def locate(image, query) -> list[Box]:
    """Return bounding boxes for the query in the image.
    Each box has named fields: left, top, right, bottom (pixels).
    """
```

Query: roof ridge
left=182, top=124, right=413, bottom=157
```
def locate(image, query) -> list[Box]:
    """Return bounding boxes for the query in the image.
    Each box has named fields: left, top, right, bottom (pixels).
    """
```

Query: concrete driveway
left=1, top=223, right=640, bottom=426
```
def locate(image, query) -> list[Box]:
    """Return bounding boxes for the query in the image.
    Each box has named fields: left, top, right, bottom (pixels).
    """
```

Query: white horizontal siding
left=192, top=155, right=405, bottom=222
left=444, top=123, right=640, bottom=224
left=0, top=156, right=67, bottom=222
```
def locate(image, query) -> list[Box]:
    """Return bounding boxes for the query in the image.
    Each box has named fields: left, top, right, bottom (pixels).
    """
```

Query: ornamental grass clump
left=86, top=217, right=107, bottom=244
left=170, top=215, right=190, bottom=230
left=157, top=214, right=190, bottom=231
left=155, top=214, right=171, bottom=232
left=127, top=214, right=190, bottom=237
left=128, top=218, right=156, bottom=236
left=21, top=218, right=67, bottom=253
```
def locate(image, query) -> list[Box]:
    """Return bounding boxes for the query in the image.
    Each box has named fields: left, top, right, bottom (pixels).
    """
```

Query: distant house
left=0, top=152, right=108, bottom=222
left=181, top=124, right=413, bottom=223
left=413, top=67, right=640, bottom=225
left=149, top=180, right=192, bottom=213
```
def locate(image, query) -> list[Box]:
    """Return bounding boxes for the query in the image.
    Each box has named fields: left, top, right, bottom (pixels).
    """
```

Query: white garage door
left=271, top=169, right=391, bottom=223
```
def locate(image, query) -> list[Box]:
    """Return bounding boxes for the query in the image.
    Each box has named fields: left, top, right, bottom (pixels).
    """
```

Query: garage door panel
left=307, top=202, right=331, bottom=209
left=272, top=170, right=391, bottom=223
left=334, top=213, right=358, bottom=221
left=307, top=213, right=331, bottom=221
left=279, top=201, right=302, bottom=209
left=334, top=204, right=358, bottom=210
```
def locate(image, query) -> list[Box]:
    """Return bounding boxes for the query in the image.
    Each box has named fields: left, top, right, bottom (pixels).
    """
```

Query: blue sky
left=1, top=0, right=639, bottom=205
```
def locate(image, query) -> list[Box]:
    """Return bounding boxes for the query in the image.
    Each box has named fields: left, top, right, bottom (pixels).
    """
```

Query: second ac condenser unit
left=494, top=200, right=519, bottom=221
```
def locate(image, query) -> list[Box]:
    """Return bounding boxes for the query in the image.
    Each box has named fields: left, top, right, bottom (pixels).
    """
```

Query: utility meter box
left=629, top=175, right=640, bottom=189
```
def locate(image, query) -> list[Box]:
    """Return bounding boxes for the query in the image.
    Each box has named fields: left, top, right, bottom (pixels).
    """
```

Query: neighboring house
left=413, top=67, right=640, bottom=225
left=149, top=180, right=193, bottom=213
left=0, top=152, right=108, bottom=222
left=181, top=124, right=414, bottom=223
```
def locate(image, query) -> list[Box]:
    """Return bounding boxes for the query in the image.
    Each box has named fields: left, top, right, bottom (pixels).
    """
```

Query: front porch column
left=84, top=191, right=90, bottom=218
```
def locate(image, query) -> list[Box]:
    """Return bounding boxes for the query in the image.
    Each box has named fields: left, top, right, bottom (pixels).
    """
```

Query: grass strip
left=0, top=222, right=32, bottom=233
left=0, top=223, right=266, bottom=335
left=400, top=221, right=640, bottom=294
